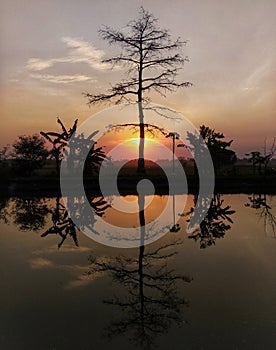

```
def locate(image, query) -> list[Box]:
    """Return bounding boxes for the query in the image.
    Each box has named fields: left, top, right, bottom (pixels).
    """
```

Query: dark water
left=0, top=194, right=276, bottom=349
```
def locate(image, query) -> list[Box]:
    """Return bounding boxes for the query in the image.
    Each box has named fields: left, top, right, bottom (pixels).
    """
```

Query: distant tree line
left=0, top=121, right=274, bottom=180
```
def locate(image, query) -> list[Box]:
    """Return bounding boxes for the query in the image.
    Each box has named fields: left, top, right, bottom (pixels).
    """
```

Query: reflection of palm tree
left=187, top=194, right=235, bottom=249
left=41, top=197, right=78, bottom=249
left=41, top=195, right=109, bottom=249
left=87, top=239, right=191, bottom=349
left=245, top=194, right=276, bottom=237
left=170, top=194, right=180, bottom=232
left=11, top=198, right=49, bottom=231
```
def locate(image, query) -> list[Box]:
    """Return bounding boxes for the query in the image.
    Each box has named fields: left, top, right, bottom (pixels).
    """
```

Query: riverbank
left=1, top=174, right=276, bottom=196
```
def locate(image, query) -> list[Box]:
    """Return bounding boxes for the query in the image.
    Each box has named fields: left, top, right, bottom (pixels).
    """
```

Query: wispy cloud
left=27, top=58, right=55, bottom=71
left=27, top=36, right=111, bottom=73
left=29, top=257, right=54, bottom=269
left=243, top=62, right=269, bottom=90
left=30, top=73, right=95, bottom=84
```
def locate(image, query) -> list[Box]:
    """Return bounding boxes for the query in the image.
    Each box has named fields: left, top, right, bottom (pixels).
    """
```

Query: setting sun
left=128, top=137, right=155, bottom=148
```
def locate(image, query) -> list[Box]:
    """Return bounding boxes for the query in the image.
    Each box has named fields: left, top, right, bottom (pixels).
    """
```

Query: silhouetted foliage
left=63, top=131, right=106, bottom=176
left=0, top=146, right=9, bottom=162
left=85, top=7, right=191, bottom=173
left=199, top=125, right=236, bottom=175
left=187, top=194, right=235, bottom=248
left=12, top=135, right=49, bottom=177
left=40, top=118, right=78, bottom=174
left=41, top=119, right=106, bottom=176
left=245, top=138, right=276, bottom=175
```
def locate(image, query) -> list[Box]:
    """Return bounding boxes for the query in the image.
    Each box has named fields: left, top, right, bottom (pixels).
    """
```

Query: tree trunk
left=137, top=41, right=145, bottom=174
left=137, top=102, right=145, bottom=173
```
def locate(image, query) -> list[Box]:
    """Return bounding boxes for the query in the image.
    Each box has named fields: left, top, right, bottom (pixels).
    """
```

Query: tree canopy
left=85, top=7, right=191, bottom=105
left=12, top=134, right=49, bottom=177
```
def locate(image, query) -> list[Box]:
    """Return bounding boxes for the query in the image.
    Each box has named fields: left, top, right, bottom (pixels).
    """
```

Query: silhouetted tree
left=63, top=131, right=106, bottom=176
left=166, top=132, right=180, bottom=174
left=245, top=151, right=264, bottom=175
left=246, top=138, right=276, bottom=175
left=40, top=118, right=78, bottom=174
left=85, top=7, right=191, bottom=173
left=199, top=125, right=236, bottom=175
left=41, top=119, right=106, bottom=176
left=12, top=135, right=49, bottom=177
left=0, top=146, right=9, bottom=162
left=263, top=137, right=276, bottom=174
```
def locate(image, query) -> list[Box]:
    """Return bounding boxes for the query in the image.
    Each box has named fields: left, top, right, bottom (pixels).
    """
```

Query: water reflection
left=186, top=194, right=235, bottom=249
left=41, top=195, right=110, bottom=248
left=1, top=193, right=276, bottom=349
left=0, top=193, right=238, bottom=250
left=245, top=194, right=276, bottom=237
left=170, top=194, right=181, bottom=232
left=0, top=197, right=9, bottom=224
left=87, top=239, right=191, bottom=349
left=41, top=196, right=79, bottom=248
left=11, top=197, right=49, bottom=232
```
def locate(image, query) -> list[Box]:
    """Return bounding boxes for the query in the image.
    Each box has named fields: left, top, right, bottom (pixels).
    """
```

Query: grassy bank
left=1, top=173, right=276, bottom=196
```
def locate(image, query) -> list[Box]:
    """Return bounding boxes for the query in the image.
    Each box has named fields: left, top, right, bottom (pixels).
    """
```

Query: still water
left=0, top=194, right=276, bottom=349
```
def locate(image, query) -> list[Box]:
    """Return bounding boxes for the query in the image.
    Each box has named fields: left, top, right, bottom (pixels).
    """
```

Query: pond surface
left=0, top=194, right=276, bottom=349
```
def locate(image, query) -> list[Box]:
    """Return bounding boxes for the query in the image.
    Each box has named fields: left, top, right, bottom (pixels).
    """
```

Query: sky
left=1, top=0, right=275, bottom=158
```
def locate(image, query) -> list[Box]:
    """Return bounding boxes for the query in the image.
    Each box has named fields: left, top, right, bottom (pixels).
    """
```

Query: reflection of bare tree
left=187, top=194, right=235, bottom=249
left=87, top=239, right=191, bottom=349
left=41, top=196, right=109, bottom=249
left=11, top=198, right=49, bottom=231
left=245, top=194, right=276, bottom=237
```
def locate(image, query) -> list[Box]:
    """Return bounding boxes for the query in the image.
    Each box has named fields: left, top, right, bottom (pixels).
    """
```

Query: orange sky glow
left=1, top=0, right=275, bottom=158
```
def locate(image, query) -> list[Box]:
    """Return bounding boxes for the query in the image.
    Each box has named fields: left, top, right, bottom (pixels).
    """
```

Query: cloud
left=30, top=73, right=95, bottom=84
left=243, top=60, right=272, bottom=91
left=29, top=257, right=54, bottom=269
left=33, top=245, right=91, bottom=254
left=27, top=58, right=55, bottom=71
left=27, top=36, right=111, bottom=73
left=62, top=36, right=110, bottom=71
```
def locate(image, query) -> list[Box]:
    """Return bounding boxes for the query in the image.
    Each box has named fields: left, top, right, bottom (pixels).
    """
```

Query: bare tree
left=263, top=137, right=276, bottom=175
left=85, top=7, right=191, bottom=173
